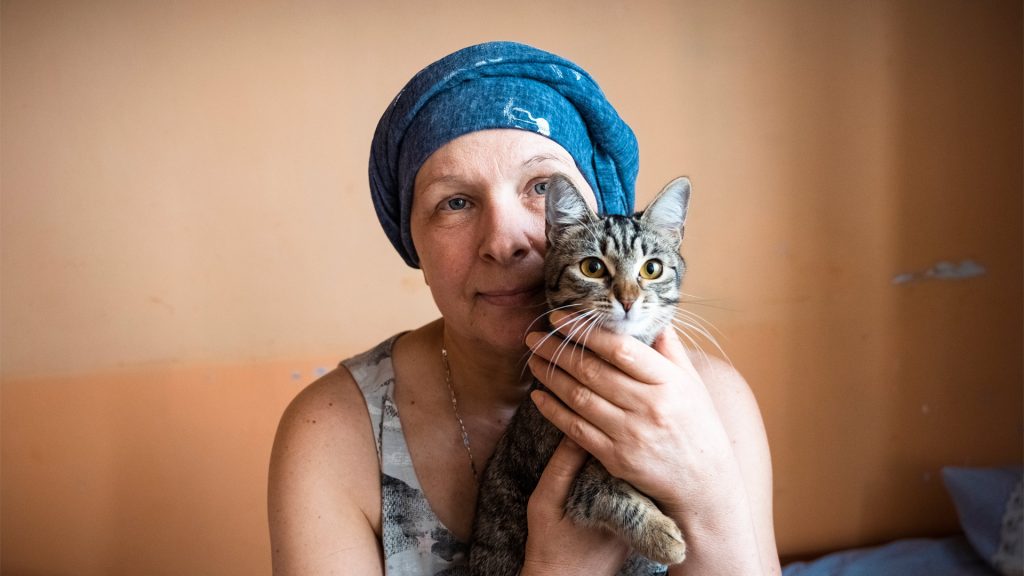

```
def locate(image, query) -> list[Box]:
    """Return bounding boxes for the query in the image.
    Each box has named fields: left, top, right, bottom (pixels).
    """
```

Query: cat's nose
left=620, top=299, right=635, bottom=312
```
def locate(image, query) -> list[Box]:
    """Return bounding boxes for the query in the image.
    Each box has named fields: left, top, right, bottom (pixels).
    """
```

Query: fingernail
left=549, top=310, right=568, bottom=325
left=530, top=390, right=545, bottom=407
left=525, top=332, right=541, bottom=347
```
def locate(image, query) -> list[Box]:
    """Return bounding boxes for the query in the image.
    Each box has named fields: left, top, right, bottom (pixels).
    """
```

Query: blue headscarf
left=369, top=41, right=639, bottom=268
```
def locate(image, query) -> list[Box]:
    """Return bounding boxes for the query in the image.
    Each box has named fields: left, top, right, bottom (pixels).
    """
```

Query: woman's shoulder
left=272, top=363, right=381, bottom=484
left=269, top=364, right=386, bottom=573
left=688, top=351, right=757, bottom=409
left=269, top=364, right=383, bottom=541
left=688, top=344, right=753, bottom=393
left=276, top=325, right=434, bottom=453
left=276, top=365, right=372, bottom=444
left=686, top=351, right=771, bottom=484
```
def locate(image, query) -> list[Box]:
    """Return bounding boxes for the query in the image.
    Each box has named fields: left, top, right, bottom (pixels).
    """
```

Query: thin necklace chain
left=440, top=338, right=480, bottom=484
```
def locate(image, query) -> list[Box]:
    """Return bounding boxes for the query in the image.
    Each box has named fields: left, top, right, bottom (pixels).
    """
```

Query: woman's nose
left=478, top=199, right=536, bottom=264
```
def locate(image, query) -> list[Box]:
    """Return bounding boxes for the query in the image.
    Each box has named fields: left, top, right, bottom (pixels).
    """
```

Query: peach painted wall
left=2, top=0, right=1021, bottom=574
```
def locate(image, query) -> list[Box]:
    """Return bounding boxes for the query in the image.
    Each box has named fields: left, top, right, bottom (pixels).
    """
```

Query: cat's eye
left=579, top=257, right=606, bottom=278
left=533, top=181, right=549, bottom=195
left=639, top=259, right=663, bottom=279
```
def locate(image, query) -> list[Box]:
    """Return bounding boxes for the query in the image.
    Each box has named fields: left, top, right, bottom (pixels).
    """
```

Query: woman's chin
left=478, top=313, right=541, bottom=353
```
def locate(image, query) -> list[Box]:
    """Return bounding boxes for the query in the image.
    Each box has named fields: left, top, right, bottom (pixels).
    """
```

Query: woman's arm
left=520, top=437, right=631, bottom=576
left=268, top=369, right=384, bottom=575
left=686, top=350, right=779, bottom=576
left=526, top=311, right=781, bottom=575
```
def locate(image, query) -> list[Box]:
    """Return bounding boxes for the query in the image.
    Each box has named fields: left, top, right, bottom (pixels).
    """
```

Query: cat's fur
left=469, top=174, right=692, bottom=576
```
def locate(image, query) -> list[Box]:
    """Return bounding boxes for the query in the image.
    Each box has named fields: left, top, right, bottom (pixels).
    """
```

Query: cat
left=468, top=173, right=692, bottom=576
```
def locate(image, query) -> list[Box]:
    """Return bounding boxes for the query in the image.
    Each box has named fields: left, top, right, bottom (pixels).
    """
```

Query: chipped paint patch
left=892, top=259, right=987, bottom=285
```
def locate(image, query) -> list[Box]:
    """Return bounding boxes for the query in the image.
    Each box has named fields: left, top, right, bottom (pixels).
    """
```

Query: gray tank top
left=342, top=335, right=470, bottom=576
left=342, top=335, right=666, bottom=576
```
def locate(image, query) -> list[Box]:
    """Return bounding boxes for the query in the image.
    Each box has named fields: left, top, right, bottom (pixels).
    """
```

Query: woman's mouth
left=477, top=286, right=545, bottom=307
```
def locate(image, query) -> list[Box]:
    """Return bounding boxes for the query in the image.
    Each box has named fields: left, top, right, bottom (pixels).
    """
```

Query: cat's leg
left=566, top=459, right=687, bottom=566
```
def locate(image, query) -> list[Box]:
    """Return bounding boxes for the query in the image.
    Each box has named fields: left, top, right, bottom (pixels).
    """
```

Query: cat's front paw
left=634, top=512, right=686, bottom=566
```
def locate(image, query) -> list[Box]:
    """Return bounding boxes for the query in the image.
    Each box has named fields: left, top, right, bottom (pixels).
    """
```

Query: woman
left=268, top=42, right=780, bottom=576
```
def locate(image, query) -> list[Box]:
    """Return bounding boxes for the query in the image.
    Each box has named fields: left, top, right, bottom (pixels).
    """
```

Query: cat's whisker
left=579, top=312, right=607, bottom=358
left=669, top=321, right=731, bottom=381
left=573, top=309, right=602, bottom=358
left=668, top=322, right=711, bottom=366
left=569, top=311, right=604, bottom=361
left=518, top=308, right=593, bottom=380
left=525, top=305, right=586, bottom=363
left=670, top=317, right=731, bottom=366
left=671, top=320, right=725, bottom=356
left=672, top=306, right=727, bottom=339
left=670, top=315, right=717, bottom=348
left=675, top=328, right=716, bottom=376
left=672, top=307, right=729, bottom=348
left=677, top=292, right=734, bottom=312
left=671, top=314, right=730, bottom=364
left=548, top=312, right=598, bottom=382
left=552, top=309, right=598, bottom=373
left=539, top=307, right=589, bottom=343
left=523, top=303, right=584, bottom=338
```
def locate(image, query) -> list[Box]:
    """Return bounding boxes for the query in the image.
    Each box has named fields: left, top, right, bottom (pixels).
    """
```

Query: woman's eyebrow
left=417, top=173, right=464, bottom=195
left=522, top=153, right=570, bottom=168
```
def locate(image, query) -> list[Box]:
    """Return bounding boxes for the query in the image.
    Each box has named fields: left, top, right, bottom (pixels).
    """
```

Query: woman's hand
left=525, top=311, right=734, bottom=514
left=525, top=311, right=779, bottom=575
left=521, top=437, right=629, bottom=576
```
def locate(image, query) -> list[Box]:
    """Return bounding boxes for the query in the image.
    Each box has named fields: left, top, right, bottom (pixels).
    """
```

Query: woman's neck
left=436, top=319, right=534, bottom=413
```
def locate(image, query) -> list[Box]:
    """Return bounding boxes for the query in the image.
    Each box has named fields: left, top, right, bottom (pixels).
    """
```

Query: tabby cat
left=469, top=173, right=692, bottom=576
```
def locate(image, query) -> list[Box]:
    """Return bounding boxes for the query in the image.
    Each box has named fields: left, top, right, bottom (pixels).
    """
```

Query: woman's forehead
left=413, top=129, right=597, bottom=210
left=417, top=130, right=575, bottom=179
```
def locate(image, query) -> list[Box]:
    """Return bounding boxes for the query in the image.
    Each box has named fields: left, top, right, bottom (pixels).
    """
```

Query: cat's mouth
left=476, top=285, right=545, bottom=308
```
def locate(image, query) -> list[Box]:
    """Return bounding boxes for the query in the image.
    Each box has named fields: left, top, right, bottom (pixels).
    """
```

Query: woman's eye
left=579, top=257, right=606, bottom=278
left=445, top=197, right=468, bottom=211
left=639, top=259, right=663, bottom=279
left=533, top=181, right=549, bottom=195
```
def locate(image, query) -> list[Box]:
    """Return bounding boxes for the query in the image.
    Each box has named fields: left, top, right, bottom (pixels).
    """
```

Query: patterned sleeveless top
left=342, top=335, right=667, bottom=576
left=342, top=335, right=471, bottom=576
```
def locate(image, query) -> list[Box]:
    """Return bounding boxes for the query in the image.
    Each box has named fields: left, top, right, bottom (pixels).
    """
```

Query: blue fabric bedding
left=781, top=466, right=1022, bottom=576
left=782, top=536, right=996, bottom=576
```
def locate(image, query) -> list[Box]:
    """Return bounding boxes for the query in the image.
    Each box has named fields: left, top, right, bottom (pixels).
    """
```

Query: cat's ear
left=545, top=173, right=596, bottom=239
left=641, top=176, right=690, bottom=241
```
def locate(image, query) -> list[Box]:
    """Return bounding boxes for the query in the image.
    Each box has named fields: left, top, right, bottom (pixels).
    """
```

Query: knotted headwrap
left=369, top=41, right=639, bottom=268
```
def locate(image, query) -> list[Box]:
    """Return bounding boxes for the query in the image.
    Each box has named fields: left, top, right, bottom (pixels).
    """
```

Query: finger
left=547, top=309, right=661, bottom=378
left=545, top=310, right=606, bottom=371
left=547, top=310, right=679, bottom=386
left=531, top=389, right=613, bottom=459
left=531, top=436, right=590, bottom=509
left=653, top=325, right=700, bottom=379
left=527, top=330, right=635, bottom=407
left=528, top=354, right=626, bottom=426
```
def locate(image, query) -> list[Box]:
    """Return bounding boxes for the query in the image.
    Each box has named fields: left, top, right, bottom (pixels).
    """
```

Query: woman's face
left=410, top=129, right=597, bottom=355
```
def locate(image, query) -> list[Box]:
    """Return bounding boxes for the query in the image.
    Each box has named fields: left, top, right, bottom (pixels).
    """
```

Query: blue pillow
left=943, top=466, right=1023, bottom=576
left=781, top=537, right=996, bottom=576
